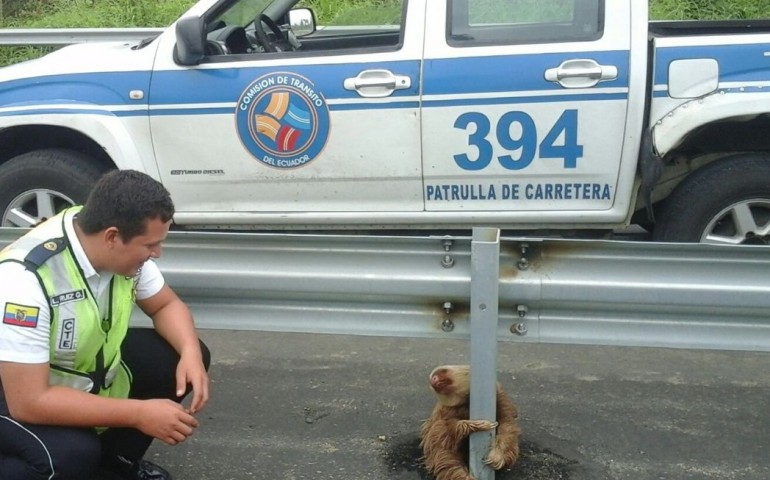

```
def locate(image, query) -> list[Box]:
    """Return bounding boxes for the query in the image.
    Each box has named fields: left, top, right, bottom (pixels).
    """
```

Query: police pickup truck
left=0, top=0, right=769, bottom=245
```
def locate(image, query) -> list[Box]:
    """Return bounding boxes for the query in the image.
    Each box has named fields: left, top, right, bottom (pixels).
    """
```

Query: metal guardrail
left=0, top=28, right=163, bottom=46
left=3, top=226, right=768, bottom=478
left=2, top=227, right=769, bottom=352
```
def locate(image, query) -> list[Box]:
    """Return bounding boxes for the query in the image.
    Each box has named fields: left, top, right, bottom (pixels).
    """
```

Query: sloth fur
left=419, top=365, right=520, bottom=480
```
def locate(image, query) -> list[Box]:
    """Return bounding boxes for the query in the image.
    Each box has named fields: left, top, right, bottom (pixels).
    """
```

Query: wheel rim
left=701, top=199, right=770, bottom=245
left=2, top=189, right=76, bottom=228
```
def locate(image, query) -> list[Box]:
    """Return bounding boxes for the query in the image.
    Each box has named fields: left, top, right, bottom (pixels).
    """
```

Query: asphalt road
left=146, top=330, right=770, bottom=480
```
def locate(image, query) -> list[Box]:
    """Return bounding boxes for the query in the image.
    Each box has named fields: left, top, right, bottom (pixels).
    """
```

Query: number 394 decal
left=453, top=110, right=583, bottom=171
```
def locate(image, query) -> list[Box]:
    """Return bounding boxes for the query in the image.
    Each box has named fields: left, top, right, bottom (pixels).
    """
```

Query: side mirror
left=289, top=8, right=316, bottom=37
left=174, top=16, right=206, bottom=66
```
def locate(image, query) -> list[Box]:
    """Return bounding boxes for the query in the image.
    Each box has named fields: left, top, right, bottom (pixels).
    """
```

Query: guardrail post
left=469, top=227, right=501, bottom=480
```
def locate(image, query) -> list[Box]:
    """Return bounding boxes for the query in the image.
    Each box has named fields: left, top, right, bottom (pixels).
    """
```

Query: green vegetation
left=0, top=0, right=194, bottom=27
left=299, top=0, right=401, bottom=25
left=0, top=0, right=769, bottom=65
left=0, top=0, right=196, bottom=64
left=651, top=0, right=770, bottom=20
left=3, top=0, right=770, bottom=27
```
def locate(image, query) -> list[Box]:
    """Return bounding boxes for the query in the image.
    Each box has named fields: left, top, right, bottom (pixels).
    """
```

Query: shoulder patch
left=3, top=302, right=40, bottom=328
left=24, top=237, right=66, bottom=268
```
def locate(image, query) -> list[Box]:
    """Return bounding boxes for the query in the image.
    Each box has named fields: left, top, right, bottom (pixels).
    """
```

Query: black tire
left=653, top=153, right=770, bottom=244
left=0, top=149, right=112, bottom=227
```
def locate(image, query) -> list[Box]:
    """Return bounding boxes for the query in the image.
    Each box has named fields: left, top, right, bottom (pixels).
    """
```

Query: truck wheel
left=653, top=153, right=770, bottom=245
left=0, top=149, right=111, bottom=227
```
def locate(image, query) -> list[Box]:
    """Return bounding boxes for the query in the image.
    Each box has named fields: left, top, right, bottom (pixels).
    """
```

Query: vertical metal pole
left=469, top=227, right=500, bottom=480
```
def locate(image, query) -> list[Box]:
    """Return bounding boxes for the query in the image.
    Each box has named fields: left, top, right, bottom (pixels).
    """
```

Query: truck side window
left=447, top=0, right=604, bottom=46
left=203, top=0, right=406, bottom=58
left=297, top=0, right=404, bottom=28
left=290, top=0, right=406, bottom=52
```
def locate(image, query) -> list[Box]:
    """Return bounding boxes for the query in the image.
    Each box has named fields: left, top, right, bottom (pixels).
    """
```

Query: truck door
left=147, top=0, right=424, bottom=225
left=422, top=0, right=634, bottom=216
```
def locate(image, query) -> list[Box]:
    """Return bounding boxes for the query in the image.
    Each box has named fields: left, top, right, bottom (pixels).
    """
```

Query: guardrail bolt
left=441, top=238, right=455, bottom=268
left=512, top=322, right=528, bottom=335
left=517, top=243, right=530, bottom=271
left=511, top=305, right=528, bottom=335
left=442, top=318, right=455, bottom=332
left=441, top=302, right=455, bottom=332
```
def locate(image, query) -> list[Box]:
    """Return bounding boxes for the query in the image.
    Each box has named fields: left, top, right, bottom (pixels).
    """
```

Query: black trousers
left=0, top=328, right=211, bottom=480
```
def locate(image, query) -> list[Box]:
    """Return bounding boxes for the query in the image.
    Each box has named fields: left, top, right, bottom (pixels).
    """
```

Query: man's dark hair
left=77, top=170, right=175, bottom=241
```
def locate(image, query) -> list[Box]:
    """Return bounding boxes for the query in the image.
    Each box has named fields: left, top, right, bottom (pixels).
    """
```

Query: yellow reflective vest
left=0, top=207, right=134, bottom=399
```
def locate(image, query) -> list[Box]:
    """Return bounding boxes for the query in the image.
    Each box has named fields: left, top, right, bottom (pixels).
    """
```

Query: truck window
left=447, top=0, right=604, bottom=46
left=204, top=0, right=407, bottom=58
left=293, top=0, right=406, bottom=52
left=297, top=0, right=403, bottom=27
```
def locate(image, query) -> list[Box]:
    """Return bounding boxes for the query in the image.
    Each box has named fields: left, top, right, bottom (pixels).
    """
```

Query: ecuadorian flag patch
left=3, top=303, right=39, bottom=328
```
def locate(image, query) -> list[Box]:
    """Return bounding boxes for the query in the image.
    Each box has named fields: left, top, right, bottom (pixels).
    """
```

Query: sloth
left=419, top=365, right=520, bottom=480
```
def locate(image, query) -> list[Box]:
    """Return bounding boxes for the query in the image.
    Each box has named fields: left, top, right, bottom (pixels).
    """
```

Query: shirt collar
left=65, top=215, right=99, bottom=280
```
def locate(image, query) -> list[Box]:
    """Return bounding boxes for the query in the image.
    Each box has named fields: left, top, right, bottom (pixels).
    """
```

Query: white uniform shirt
left=0, top=217, right=165, bottom=364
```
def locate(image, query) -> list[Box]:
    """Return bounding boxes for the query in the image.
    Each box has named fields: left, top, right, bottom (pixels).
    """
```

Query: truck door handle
left=544, top=59, right=618, bottom=88
left=343, top=69, right=412, bottom=98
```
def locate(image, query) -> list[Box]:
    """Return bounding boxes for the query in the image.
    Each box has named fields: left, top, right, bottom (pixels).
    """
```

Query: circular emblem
left=236, top=72, right=330, bottom=169
left=15, top=310, right=25, bottom=321
left=43, top=241, right=57, bottom=251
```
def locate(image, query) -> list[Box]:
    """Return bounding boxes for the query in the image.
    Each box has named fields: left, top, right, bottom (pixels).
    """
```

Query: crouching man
left=0, top=170, right=211, bottom=479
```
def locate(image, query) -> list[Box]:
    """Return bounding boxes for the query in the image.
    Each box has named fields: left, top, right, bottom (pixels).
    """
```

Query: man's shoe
left=99, top=455, right=173, bottom=480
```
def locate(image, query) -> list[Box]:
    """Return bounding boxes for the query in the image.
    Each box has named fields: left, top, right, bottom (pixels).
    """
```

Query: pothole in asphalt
left=381, top=433, right=581, bottom=479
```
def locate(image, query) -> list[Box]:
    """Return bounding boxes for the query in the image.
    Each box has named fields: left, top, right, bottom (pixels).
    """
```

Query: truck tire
left=0, top=149, right=111, bottom=227
left=653, top=153, right=770, bottom=245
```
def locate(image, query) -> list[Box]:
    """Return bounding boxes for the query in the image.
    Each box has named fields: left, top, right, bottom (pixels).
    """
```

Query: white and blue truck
left=0, top=0, right=769, bottom=245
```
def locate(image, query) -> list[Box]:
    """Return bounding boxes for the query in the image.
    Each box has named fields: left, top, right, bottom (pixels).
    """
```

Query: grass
left=0, top=0, right=195, bottom=64
left=1, top=0, right=194, bottom=27
left=651, top=0, right=770, bottom=20
left=298, top=0, right=401, bottom=25
left=4, top=0, right=770, bottom=27
left=1, top=0, right=770, bottom=65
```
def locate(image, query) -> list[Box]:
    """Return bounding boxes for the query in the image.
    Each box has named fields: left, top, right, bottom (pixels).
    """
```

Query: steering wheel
left=254, top=13, right=284, bottom=52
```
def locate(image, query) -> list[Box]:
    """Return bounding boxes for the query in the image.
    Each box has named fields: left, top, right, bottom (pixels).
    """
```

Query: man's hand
left=135, top=399, right=199, bottom=445
left=176, top=351, right=210, bottom=414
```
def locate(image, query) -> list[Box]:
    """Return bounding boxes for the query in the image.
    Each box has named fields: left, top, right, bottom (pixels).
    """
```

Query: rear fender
left=652, top=90, right=770, bottom=157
